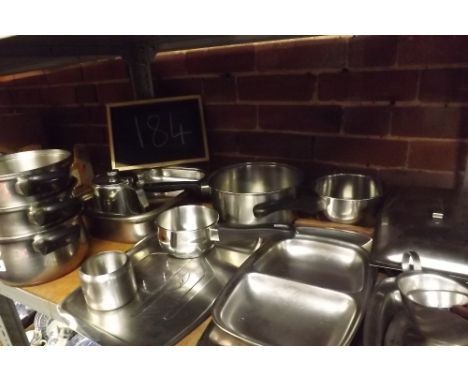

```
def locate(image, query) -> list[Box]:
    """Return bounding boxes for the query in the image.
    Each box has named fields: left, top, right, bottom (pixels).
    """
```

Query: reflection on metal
left=59, top=234, right=261, bottom=345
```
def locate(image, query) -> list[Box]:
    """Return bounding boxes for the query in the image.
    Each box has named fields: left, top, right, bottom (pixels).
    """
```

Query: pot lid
left=371, top=188, right=468, bottom=282
left=92, top=170, right=130, bottom=187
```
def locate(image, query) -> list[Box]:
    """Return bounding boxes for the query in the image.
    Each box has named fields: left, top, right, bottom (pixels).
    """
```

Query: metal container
left=79, top=251, right=137, bottom=311
left=0, top=149, right=72, bottom=210
left=396, top=251, right=468, bottom=344
left=135, top=167, right=205, bottom=199
left=0, top=178, right=80, bottom=238
left=0, top=210, right=88, bottom=286
left=82, top=191, right=185, bottom=243
left=254, top=173, right=382, bottom=225
left=92, top=170, right=148, bottom=216
left=144, top=162, right=303, bottom=225
left=156, top=204, right=294, bottom=259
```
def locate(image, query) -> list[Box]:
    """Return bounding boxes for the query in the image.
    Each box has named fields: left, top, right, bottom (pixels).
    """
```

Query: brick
left=13, top=72, right=47, bottom=86
left=239, top=132, right=314, bottom=160
left=10, top=88, right=42, bottom=104
left=45, top=125, right=107, bottom=148
left=259, top=105, right=341, bottom=133
left=82, top=59, right=128, bottom=81
left=204, top=105, right=256, bottom=130
left=238, top=74, right=315, bottom=101
left=96, top=82, right=133, bottom=103
left=41, top=86, right=76, bottom=105
left=76, top=84, right=97, bottom=103
left=420, top=69, right=468, bottom=102
left=202, top=76, right=236, bottom=102
left=314, top=137, right=408, bottom=167
left=207, top=131, right=238, bottom=153
left=156, top=78, right=202, bottom=97
left=343, top=107, right=390, bottom=136
left=152, top=52, right=187, bottom=77
left=87, top=105, right=107, bottom=124
left=319, top=70, right=419, bottom=102
left=42, top=106, right=89, bottom=125
left=392, top=107, right=468, bottom=139
left=256, top=38, right=346, bottom=71
left=399, top=36, right=468, bottom=65
left=46, top=67, right=82, bottom=84
left=379, top=169, right=456, bottom=189
left=408, top=141, right=466, bottom=172
left=0, top=90, right=11, bottom=105
left=349, top=36, right=397, bottom=68
left=186, top=44, right=255, bottom=74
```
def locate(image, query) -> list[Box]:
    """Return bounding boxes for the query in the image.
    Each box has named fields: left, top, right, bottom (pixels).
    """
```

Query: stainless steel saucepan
left=156, top=204, right=294, bottom=259
left=0, top=149, right=72, bottom=209
left=144, top=162, right=303, bottom=225
left=254, top=173, right=382, bottom=225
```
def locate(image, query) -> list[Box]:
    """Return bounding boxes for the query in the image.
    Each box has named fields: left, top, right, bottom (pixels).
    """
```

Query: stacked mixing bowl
left=0, top=149, right=88, bottom=286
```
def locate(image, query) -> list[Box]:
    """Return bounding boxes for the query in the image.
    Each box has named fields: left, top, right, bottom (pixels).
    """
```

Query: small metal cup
left=79, top=251, right=137, bottom=311
left=397, top=251, right=468, bottom=344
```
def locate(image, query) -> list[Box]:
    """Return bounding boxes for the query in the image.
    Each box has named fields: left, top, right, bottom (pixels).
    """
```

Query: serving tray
left=210, top=228, right=373, bottom=346
left=58, top=235, right=261, bottom=345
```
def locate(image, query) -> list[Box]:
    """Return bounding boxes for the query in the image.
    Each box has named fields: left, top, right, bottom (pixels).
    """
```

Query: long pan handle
left=253, top=196, right=324, bottom=218
left=142, top=180, right=202, bottom=193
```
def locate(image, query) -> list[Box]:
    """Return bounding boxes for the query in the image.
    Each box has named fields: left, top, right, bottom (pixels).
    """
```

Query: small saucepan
left=156, top=204, right=294, bottom=259
left=253, top=173, right=383, bottom=225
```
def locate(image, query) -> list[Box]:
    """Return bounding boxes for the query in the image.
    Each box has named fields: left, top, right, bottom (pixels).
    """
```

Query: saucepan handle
left=253, top=196, right=324, bottom=218
left=32, top=224, right=81, bottom=255
left=210, top=223, right=295, bottom=242
left=401, top=251, right=422, bottom=272
left=15, top=171, right=69, bottom=196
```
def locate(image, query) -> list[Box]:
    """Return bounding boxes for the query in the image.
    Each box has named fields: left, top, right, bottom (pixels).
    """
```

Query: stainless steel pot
left=92, top=170, right=148, bottom=216
left=79, top=251, right=137, bottom=311
left=144, top=162, right=303, bottom=225
left=0, top=209, right=88, bottom=286
left=397, top=251, right=468, bottom=345
left=157, top=204, right=294, bottom=259
left=0, top=149, right=72, bottom=209
left=0, top=178, right=80, bottom=238
left=254, top=173, right=382, bottom=225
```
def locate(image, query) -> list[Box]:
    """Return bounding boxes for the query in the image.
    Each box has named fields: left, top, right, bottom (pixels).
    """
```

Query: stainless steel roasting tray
left=210, top=227, right=373, bottom=346
left=58, top=234, right=261, bottom=345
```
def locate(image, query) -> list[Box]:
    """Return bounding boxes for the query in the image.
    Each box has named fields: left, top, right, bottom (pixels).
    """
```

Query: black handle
left=143, top=180, right=202, bottom=193
left=15, top=171, right=69, bottom=196
left=253, top=196, right=325, bottom=218
left=32, top=224, right=81, bottom=255
left=215, top=223, right=295, bottom=243
left=28, top=198, right=82, bottom=226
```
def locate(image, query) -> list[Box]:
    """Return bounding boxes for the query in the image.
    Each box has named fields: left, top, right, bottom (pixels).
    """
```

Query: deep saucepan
left=0, top=149, right=72, bottom=209
left=144, top=162, right=303, bottom=225
left=254, top=173, right=383, bottom=225
left=156, top=204, right=294, bottom=258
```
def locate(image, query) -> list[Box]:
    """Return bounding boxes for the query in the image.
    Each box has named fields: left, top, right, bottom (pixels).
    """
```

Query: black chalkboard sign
left=106, top=96, right=209, bottom=171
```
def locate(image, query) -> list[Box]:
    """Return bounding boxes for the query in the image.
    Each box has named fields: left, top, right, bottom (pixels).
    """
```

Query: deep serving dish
left=211, top=229, right=373, bottom=345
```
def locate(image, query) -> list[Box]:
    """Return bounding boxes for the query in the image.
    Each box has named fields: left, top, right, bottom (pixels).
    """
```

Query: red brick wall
left=1, top=35, right=468, bottom=189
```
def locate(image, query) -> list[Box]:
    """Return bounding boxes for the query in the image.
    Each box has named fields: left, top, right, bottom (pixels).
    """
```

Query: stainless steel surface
left=0, top=149, right=72, bottom=210
left=82, top=190, right=186, bottom=243
left=212, top=234, right=372, bottom=345
left=0, top=211, right=89, bottom=286
left=371, top=189, right=468, bottom=281
left=136, top=167, right=205, bottom=199
left=58, top=234, right=261, bottom=345
left=397, top=270, right=468, bottom=344
left=211, top=162, right=303, bottom=225
left=0, top=180, right=80, bottom=239
left=364, top=276, right=468, bottom=345
left=314, top=173, right=382, bottom=224
left=79, top=251, right=137, bottom=311
left=157, top=204, right=295, bottom=259
left=92, top=170, right=147, bottom=216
